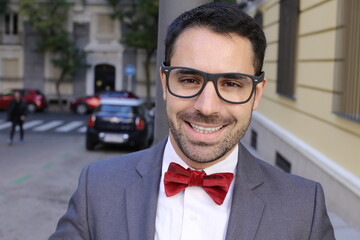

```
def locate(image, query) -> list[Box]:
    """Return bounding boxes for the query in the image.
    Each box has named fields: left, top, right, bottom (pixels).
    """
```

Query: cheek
left=166, top=96, right=192, bottom=119
left=231, top=104, right=253, bottom=123
left=165, top=96, right=180, bottom=121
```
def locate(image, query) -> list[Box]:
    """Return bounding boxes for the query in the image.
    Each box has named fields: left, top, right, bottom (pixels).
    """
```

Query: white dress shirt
left=155, top=138, right=238, bottom=240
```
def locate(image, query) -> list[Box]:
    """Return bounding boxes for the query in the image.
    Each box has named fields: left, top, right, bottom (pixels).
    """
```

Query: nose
left=193, top=82, right=222, bottom=115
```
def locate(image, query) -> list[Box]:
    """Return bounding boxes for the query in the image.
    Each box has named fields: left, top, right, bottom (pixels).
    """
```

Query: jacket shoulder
left=252, top=157, right=334, bottom=239
left=257, top=157, right=315, bottom=186
left=84, top=139, right=166, bottom=188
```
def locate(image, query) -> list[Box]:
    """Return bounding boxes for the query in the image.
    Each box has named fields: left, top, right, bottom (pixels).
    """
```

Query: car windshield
left=100, top=104, right=133, bottom=114
left=35, top=90, right=45, bottom=96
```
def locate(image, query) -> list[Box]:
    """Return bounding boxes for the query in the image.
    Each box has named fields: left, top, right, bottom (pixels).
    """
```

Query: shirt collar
left=162, top=137, right=238, bottom=175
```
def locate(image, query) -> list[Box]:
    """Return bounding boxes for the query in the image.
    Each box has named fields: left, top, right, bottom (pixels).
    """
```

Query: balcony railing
left=0, top=32, right=22, bottom=45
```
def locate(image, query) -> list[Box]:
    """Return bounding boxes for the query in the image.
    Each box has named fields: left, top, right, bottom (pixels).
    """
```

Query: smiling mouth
left=189, top=123, right=223, bottom=134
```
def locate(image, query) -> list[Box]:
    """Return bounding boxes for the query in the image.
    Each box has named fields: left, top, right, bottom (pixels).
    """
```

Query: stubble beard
left=168, top=110, right=252, bottom=164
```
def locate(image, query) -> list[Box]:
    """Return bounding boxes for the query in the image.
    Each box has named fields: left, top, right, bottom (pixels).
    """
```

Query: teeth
left=190, top=123, right=222, bottom=134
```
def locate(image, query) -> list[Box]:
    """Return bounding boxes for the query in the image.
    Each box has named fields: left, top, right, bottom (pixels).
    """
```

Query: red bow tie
left=164, top=162, right=234, bottom=205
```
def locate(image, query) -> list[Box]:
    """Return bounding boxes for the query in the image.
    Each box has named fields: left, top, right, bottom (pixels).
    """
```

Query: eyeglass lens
left=167, top=68, right=254, bottom=103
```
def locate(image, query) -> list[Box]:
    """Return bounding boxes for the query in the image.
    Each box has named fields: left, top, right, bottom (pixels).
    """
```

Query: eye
left=221, top=80, right=243, bottom=88
left=178, top=76, right=202, bottom=85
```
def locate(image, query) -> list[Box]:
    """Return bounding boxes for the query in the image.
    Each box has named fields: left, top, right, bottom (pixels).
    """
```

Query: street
left=0, top=111, right=130, bottom=240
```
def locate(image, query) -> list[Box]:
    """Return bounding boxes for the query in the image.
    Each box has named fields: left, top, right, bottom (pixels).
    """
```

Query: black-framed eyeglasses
left=161, top=62, right=265, bottom=104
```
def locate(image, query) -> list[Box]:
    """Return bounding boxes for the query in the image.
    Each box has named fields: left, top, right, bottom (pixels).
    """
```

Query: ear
left=252, top=78, right=266, bottom=110
left=160, top=67, right=167, bottom=101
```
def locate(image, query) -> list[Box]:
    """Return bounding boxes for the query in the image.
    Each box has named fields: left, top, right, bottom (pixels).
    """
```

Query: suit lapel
left=125, top=139, right=167, bottom=240
left=226, top=143, right=265, bottom=240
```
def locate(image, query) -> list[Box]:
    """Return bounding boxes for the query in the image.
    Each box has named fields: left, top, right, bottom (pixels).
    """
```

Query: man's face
left=14, top=92, right=21, bottom=101
left=161, top=27, right=265, bottom=168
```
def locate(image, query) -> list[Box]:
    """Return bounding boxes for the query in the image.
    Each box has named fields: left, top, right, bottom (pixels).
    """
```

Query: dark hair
left=164, top=2, right=267, bottom=75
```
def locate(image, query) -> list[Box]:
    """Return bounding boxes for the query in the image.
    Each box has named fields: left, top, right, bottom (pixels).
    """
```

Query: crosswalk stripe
left=0, top=122, right=11, bottom=130
left=78, top=126, right=87, bottom=133
left=33, top=120, right=64, bottom=131
left=0, top=119, right=86, bottom=133
left=55, top=121, right=84, bottom=132
left=23, top=120, right=44, bottom=130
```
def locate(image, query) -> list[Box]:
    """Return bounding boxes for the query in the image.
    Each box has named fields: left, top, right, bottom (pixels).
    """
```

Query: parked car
left=69, top=90, right=138, bottom=115
left=85, top=98, right=154, bottom=150
left=0, top=88, right=48, bottom=113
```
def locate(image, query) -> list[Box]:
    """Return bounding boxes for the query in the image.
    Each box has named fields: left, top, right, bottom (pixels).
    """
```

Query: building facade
left=241, top=0, right=360, bottom=228
left=0, top=0, right=156, bottom=101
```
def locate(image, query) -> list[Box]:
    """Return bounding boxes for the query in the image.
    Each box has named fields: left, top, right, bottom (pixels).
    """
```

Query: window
left=13, top=14, right=18, bottom=34
left=254, top=11, right=263, bottom=28
left=1, top=13, right=20, bottom=45
left=250, top=129, right=258, bottom=150
left=97, top=14, right=114, bottom=35
left=2, top=58, right=19, bottom=78
left=333, top=0, right=360, bottom=122
left=5, top=14, right=11, bottom=34
left=3, top=13, right=18, bottom=35
left=275, top=152, right=291, bottom=173
left=276, top=0, right=300, bottom=98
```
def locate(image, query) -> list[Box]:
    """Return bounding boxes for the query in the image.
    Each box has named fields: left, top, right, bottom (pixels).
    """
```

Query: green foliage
left=107, top=0, right=158, bottom=105
left=0, top=0, right=10, bottom=14
left=107, top=0, right=158, bottom=54
left=19, top=0, right=71, bottom=53
left=19, top=0, right=89, bottom=107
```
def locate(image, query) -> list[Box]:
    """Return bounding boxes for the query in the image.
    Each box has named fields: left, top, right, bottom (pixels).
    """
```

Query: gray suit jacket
left=49, top=138, right=335, bottom=240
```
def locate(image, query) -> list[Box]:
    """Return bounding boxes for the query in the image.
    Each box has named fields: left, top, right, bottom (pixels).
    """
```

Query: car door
left=0, top=90, right=14, bottom=110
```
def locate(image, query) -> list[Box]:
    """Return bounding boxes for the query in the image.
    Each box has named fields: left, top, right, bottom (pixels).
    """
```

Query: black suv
left=86, top=98, right=154, bottom=150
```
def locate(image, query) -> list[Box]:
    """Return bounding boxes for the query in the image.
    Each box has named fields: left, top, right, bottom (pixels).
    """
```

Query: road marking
left=42, top=162, right=55, bottom=169
left=23, top=120, right=44, bottom=130
left=0, top=122, right=11, bottom=130
left=78, top=126, right=87, bottom=133
left=76, top=145, right=84, bottom=150
left=56, top=121, right=84, bottom=132
left=12, top=175, right=32, bottom=185
left=33, top=120, right=64, bottom=131
left=61, top=153, right=72, bottom=159
left=0, top=119, right=86, bottom=133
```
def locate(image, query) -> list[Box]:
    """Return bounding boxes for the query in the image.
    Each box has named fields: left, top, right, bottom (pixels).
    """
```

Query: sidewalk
left=329, top=211, right=360, bottom=239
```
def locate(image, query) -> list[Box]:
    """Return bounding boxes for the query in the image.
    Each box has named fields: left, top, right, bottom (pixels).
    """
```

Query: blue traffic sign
left=125, top=64, right=136, bottom=76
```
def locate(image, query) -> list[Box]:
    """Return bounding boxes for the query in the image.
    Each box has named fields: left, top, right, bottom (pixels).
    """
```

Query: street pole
left=127, top=75, right=132, bottom=92
left=154, top=0, right=213, bottom=143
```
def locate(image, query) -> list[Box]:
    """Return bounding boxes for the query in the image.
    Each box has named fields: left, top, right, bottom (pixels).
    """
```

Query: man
left=49, top=2, right=335, bottom=239
left=7, top=90, right=27, bottom=145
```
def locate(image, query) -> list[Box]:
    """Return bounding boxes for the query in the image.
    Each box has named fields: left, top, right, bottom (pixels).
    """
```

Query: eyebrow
left=221, top=73, right=249, bottom=80
left=175, top=69, right=202, bottom=76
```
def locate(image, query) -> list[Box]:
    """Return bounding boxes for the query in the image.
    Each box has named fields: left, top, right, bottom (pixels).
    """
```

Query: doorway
left=94, top=64, right=115, bottom=93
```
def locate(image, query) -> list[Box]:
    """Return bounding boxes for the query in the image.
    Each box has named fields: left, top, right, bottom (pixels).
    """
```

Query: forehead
left=171, top=27, right=255, bottom=74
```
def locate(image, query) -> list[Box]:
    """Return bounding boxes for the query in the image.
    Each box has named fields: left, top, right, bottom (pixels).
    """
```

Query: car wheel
left=86, top=136, right=97, bottom=151
left=76, top=103, right=88, bottom=115
left=27, top=103, right=37, bottom=113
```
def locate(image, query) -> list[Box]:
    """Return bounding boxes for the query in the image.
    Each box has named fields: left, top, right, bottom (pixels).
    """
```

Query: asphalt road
left=0, top=111, right=131, bottom=240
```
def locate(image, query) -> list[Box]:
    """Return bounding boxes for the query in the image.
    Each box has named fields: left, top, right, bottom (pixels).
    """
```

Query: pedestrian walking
left=7, top=91, right=27, bottom=145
